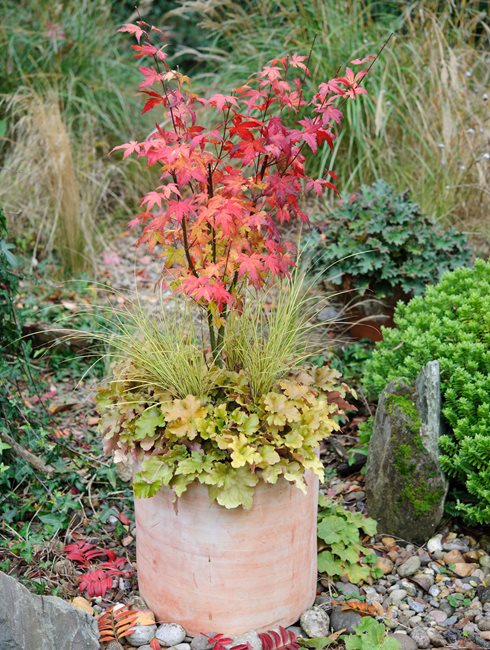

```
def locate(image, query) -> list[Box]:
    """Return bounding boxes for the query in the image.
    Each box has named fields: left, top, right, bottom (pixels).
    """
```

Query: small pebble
left=390, top=632, right=417, bottom=649
left=376, top=557, right=394, bottom=575
left=191, top=635, right=211, bottom=650
left=407, top=598, right=425, bottom=614
left=300, top=607, right=330, bottom=638
left=410, top=626, right=430, bottom=648
left=390, top=589, right=408, bottom=606
left=443, top=539, right=469, bottom=552
left=126, top=625, right=157, bottom=647
left=398, top=557, right=421, bottom=578
left=334, top=582, right=360, bottom=597
left=228, top=632, right=261, bottom=650
left=426, top=628, right=446, bottom=647
left=427, top=535, right=443, bottom=554
left=427, top=609, right=447, bottom=624
left=329, top=607, right=361, bottom=633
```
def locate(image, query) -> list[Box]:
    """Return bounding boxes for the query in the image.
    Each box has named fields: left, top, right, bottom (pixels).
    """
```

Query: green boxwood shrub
left=305, top=180, right=471, bottom=300
left=363, top=260, right=490, bottom=525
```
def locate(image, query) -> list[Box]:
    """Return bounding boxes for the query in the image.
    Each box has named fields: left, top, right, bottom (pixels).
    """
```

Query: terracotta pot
left=134, top=472, right=319, bottom=635
left=348, top=310, right=395, bottom=342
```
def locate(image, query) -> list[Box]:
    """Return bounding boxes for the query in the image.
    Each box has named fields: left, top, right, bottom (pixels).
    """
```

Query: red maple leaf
left=118, top=23, right=145, bottom=44
left=237, top=253, right=264, bottom=286
left=208, top=94, right=239, bottom=111
left=111, top=141, right=140, bottom=160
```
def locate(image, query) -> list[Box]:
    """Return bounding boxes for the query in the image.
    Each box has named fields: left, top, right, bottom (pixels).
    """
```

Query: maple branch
left=181, top=216, right=198, bottom=278
left=212, top=104, right=233, bottom=173
left=137, top=11, right=179, bottom=134
left=207, top=164, right=217, bottom=264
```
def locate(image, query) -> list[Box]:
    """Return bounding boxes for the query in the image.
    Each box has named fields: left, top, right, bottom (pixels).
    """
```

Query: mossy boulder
left=365, top=361, right=448, bottom=543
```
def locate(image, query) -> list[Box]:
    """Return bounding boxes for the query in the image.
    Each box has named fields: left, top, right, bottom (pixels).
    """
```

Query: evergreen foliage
left=363, top=260, right=490, bottom=524
left=306, top=180, right=471, bottom=299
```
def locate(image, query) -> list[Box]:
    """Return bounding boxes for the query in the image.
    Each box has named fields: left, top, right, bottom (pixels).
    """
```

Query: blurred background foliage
left=0, top=0, right=488, bottom=277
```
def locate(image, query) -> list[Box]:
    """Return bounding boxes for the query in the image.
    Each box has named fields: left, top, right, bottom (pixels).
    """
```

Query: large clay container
left=134, top=472, right=319, bottom=635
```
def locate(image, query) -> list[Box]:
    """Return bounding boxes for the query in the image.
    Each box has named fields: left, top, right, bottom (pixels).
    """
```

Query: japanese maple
left=114, top=20, right=375, bottom=357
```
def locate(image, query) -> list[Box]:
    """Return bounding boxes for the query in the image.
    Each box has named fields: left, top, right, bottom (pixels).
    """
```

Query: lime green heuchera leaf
left=134, top=405, right=165, bottom=440
left=261, top=463, right=283, bottom=484
left=206, top=464, right=259, bottom=509
left=257, top=445, right=280, bottom=466
left=229, top=433, right=261, bottom=468
left=136, top=455, right=174, bottom=488
left=263, top=392, right=301, bottom=426
left=283, top=461, right=307, bottom=492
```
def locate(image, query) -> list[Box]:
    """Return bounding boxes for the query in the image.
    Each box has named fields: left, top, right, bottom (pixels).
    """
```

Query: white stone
left=156, top=623, right=187, bottom=646
left=127, top=625, right=157, bottom=647
left=427, top=534, right=443, bottom=554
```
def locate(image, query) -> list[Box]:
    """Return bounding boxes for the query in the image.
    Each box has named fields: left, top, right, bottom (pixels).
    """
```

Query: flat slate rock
left=0, top=571, right=99, bottom=650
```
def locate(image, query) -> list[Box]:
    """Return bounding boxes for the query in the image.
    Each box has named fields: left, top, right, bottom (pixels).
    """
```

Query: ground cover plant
left=363, top=259, right=490, bottom=525
left=305, top=180, right=471, bottom=301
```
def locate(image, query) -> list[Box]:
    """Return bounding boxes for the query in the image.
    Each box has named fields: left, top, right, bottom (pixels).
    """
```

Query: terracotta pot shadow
left=134, top=472, right=319, bottom=635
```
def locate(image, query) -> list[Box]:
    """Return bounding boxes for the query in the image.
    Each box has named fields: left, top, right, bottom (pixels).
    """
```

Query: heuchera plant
left=113, top=20, right=376, bottom=357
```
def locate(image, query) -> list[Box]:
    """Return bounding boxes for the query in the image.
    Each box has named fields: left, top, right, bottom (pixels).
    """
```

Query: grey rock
left=427, top=609, right=448, bottom=624
left=444, top=615, right=458, bottom=626
left=479, top=619, right=490, bottom=632
left=398, top=557, right=421, bottom=578
left=390, top=589, right=408, bottom=606
left=428, top=585, right=441, bottom=597
left=443, top=539, right=469, bottom=552
left=286, top=626, right=303, bottom=638
left=411, top=574, right=433, bottom=592
left=317, top=306, right=340, bottom=322
left=0, top=571, right=99, bottom=650
left=315, top=595, right=335, bottom=607
left=169, top=645, right=192, bottom=650
left=426, top=629, right=446, bottom=647
left=479, top=587, right=490, bottom=604
left=329, top=607, right=361, bottom=633
left=443, top=629, right=461, bottom=643
left=127, top=625, right=158, bottom=647
left=300, top=607, right=330, bottom=638
left=335, top=582, right=360, bottom=598
left=191, top=635, right=212, bottom=650
left=365, top=362, right=448, bottom=544
left=156, top=623, right=187, bottom=646
left=228, top=631, right=261, bottom=650
left=389, top=633, right=417, bottom=650
left=407, top=598, right=425, bottom=614
left=399, top=580, right=418, bottom=596
left=410, top=626, right=430, bottom=649
left=106, top=643, right=124, bottom=650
